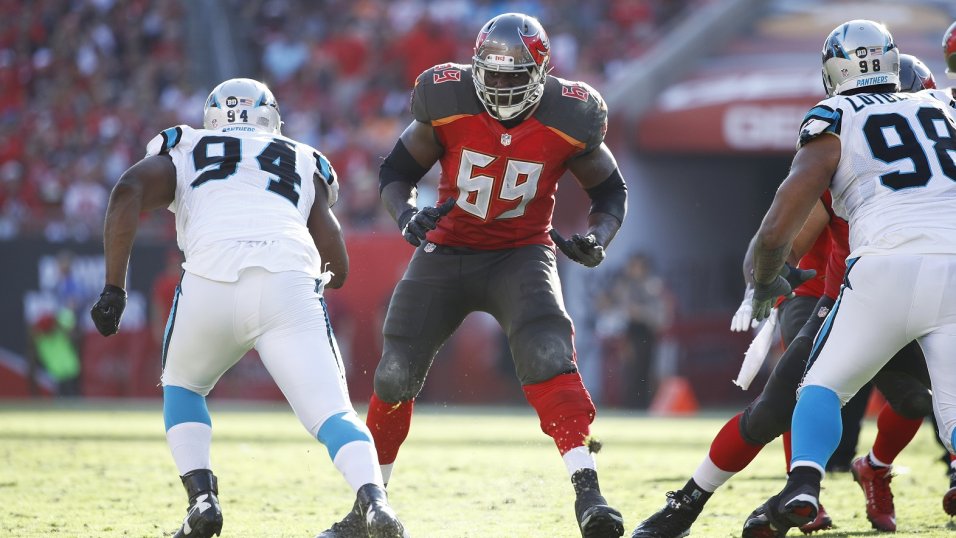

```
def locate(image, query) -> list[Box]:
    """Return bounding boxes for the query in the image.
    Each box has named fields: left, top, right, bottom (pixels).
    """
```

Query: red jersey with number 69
left=410, top=63, right=608, bottom=249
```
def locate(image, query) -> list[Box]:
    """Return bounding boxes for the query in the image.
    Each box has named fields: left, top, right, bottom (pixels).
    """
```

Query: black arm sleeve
left=585, top=168, right=627, bottom=224
left=379, top=139, right=429, bottom=194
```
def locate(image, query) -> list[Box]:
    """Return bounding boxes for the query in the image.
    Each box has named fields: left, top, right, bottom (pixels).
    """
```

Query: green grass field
left=2, top=402, right=955, bottom=537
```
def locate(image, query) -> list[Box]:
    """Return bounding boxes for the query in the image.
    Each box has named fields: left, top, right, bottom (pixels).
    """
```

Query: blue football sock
left=791, top=385, right=842, bottom=472
left=163, top=385, right=211, bottom=431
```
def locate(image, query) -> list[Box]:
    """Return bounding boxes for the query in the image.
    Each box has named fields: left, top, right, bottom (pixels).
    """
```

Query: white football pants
left=161, top=268, right=353, bottom=435
left=801, top=254, right=956, bottom=451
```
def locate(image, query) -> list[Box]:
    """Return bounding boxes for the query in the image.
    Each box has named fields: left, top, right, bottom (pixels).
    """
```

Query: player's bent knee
left=740, top=400, right=790, bottom=445
left=513, top=328, right=575, bottom=385
left=891, top=389, right=933, bottom=419
left=373, top=356, right=421, bottom=403
left=317, top=411, right=373, bottom=460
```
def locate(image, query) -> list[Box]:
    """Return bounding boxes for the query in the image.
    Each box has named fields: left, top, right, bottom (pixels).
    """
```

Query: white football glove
left=730, top=285, right=759, bottom=332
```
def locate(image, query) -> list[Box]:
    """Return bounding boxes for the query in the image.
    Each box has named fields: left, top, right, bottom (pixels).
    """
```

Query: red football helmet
left=945, top=20, right=956, bottom=78
left=472, top=13, right=551, bottom=120
left=899, top=54, right=936, bottom=92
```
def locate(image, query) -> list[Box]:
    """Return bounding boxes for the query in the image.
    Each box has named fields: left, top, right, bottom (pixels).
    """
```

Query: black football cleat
left=572, top=468, right=625, bottom=538
left=315, top=499, right=362, bottom=538
left=172, top=469, right=223, bottom=538
left=742, top=488, right=818, bottom=538
left=630, top=490, right=701, bottom=538
left=316, top=485, right=408, bottom=538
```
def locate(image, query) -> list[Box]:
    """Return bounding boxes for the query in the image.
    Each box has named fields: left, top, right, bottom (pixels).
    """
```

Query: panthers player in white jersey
left=89, top=78, right=407, bottom=538
left=736, top=20, right=956, bottom=536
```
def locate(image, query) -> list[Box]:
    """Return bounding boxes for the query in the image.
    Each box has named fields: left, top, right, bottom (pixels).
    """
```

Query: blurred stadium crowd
left=0, top=0, right=694, bottom=242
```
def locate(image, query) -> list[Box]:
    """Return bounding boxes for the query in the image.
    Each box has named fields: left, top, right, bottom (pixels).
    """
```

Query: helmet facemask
left=203, top=78, right=282, bottom=134
left=472, top=13, right=551, bottom=121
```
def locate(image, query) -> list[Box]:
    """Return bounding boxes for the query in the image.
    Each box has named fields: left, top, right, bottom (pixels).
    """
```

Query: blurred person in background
left=615, top=252, right=673, bottom=409
left=28, top=306, right=81, bottom=397
left=320, top=12, right=628, bottom=538
left=89, top=78, right=406, bottom=538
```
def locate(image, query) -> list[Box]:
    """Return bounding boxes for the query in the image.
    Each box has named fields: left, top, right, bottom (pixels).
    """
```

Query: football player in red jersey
left=631, top=54, right=937, bottom=538
left=945, top=20, right=956, bottom=93
left=318, top=12, right=627, bottom=538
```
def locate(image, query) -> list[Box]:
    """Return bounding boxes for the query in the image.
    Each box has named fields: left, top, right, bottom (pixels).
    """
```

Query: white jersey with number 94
left=798, top=89, right=956, bottom=258
left=145, top=125, right=339, bottom=282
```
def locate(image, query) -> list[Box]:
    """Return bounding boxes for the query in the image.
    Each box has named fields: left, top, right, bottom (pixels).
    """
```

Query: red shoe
left=851, top=456, right=896, bottom=532
left=943, top=471, right=956, bottom=516
left=799, top=502, right=833, bottom=534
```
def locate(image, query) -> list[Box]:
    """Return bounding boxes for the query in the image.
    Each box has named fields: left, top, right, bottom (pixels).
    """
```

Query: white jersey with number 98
left=797, top=89, right=956, bottom=258
left=145, top=124, right=339, bottom=282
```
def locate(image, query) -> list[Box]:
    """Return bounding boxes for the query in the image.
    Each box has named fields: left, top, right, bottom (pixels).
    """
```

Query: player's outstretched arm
left=751, top=135, right=838, bottom=320
left=103, top=155, right=176, bottom=288
left=309, top=173, right=348, bottom=289
left=93, top=154, right=176, bottom=336
left=379, top=120, right=447, bottom=246
left=753, top=136, right=838, bottom=283
left=566, top=143, right=626, bottom=249
left=553, top=144, right=626, bottom=267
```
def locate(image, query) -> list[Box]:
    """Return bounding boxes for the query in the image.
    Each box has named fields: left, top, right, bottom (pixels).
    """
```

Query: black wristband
left=397, top=208, right=417, bottom=232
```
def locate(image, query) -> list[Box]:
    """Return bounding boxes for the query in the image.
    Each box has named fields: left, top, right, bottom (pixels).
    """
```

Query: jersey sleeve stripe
left=159, top=126, right=183, bottom=155
left=314, top=152, right=333, bottom=184
left=545, top=126, right=586, bottom=150
left=431, top=113, right=474, bottom=127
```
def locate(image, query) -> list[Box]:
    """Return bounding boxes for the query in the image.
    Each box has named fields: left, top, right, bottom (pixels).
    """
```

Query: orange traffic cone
left=865, top=388, right=887, bottom=418
left=650, top=376, right=699, bottom=416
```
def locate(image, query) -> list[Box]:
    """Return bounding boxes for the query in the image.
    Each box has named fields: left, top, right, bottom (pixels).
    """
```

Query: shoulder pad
left=797, top=98, right=842, bottom=149
left=145, top=125, right=191, bottom=157
left=921, top=88, right=956, bottom=111
left=410, top=63, right=483, bottom=124
left=313, top=150, right=339, bottom=207
left=536, top=76, right=608, bottom=154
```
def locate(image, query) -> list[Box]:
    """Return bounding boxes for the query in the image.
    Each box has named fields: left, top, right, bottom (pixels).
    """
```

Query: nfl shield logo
left=500, top=133, right=512, bottom=146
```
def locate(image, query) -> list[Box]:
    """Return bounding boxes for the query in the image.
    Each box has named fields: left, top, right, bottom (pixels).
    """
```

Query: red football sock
left=366, top=393, right=414, bottom=465
left=707, top=412, right=765, bottom=472
left=872, top=402, right=923, bottom=465
left=782, top=430, right=792, bottom=472
left=523, top=372, right=596, bottom=455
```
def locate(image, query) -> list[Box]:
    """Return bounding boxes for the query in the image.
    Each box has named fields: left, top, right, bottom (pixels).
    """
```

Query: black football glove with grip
left=90, top=284, right=127, bottom=336
left=751, top=264, right=817, bottom=323
left=550, top=229, right=606, bottom=268
left=781, top=262, right=817, bottom=290
left=398, top=198, right=456, bottom=247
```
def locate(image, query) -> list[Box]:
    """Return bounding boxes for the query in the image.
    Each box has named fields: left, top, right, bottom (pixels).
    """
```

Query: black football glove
left=398, top=198, right=456, bottom=247
left=90, top=284, right=127, bottom=336
left=751, top=274, right=792, bottom=323
left=781, top=262, right=817, bottom=290
left=549, top=229, right=606, bottom=268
